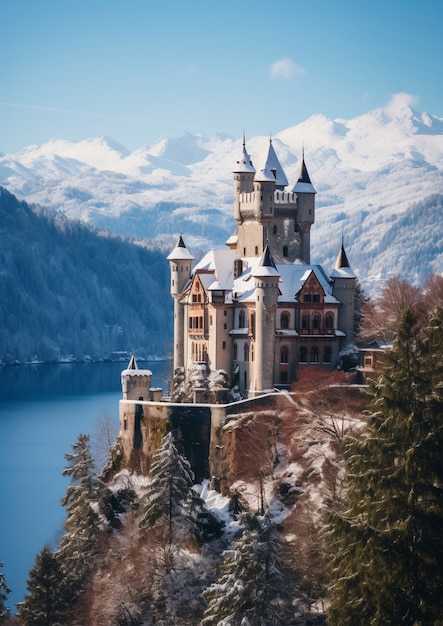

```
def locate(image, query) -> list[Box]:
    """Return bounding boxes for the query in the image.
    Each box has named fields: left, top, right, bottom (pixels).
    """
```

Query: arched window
left=325, top=314, right=334, bottom=330
left=313, top=314, right=321, bottom=330
left=233, top=343, right=238, bottom=361
left=239, top=310, right=246, bottom=328
left=300, top=346, right=308, bottom=362
left=280, top=346, right=289, bottom=364
left=281, top=312, right=289, bottom=329
left=244, top=343, right=250, bottom=362
left=302, top=314, right=310, bottom=330
left=249, top=311, right=255, bottom=337
left=323, top=346, right=332, bottom=363
left=310, top=346, right=319, bottom=363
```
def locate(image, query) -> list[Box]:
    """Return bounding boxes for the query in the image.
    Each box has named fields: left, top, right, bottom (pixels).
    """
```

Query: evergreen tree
left=17, top=546, right=67, bottom=626
left=202, top=514, right=297, bottom=626
left=139, top=431, right=197, bottom=540
left=57, top=434, right=101, bottom=600
left=327, top=308, right=443, bottom=625
left=0, top=562, right=10, bottom=624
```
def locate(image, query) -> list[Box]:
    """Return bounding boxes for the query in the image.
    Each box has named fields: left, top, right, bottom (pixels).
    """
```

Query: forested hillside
left=0, top=188, right=172, bottom=363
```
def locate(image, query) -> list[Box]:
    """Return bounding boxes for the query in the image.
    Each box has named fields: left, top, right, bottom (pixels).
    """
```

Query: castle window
left=300, top=346, right=308, bottom=362
left=244, top=343, right=250, bottom=361
left=325, top=314, right=334, bottom=330
left=303, top=294, right=312, bottom=302
left=281, top=312, right=289, bottom=329
left=233, top=343, right=238, bottom=360
left=222, top=341, right=226, bottom=349
left=313, top=294, right=320, bottom=302
left=251, top=343, right=254, bottom=361
left=239, top=310, right=246, bottom=328
left=249, top=311, right=255, bottom=337
left=283, top=245, right=288, bottom=258
left=313, top=315, right=321, bottom=330
left=123, top=418, right=127, bottom=431
left=273, top=224, right=278, bottom=235
left=210, top=316, right=213, bottom=326
left=224, top=310, right=227, bottom=316
left=323, top=346, right=332, bottom=363
left=224, top=323, right=227, bottom=330
left=302, top=314, right=310, bottom=330
left=310, top=346, right=319, bottom=363
left=280, top=346, right=289, bottom=364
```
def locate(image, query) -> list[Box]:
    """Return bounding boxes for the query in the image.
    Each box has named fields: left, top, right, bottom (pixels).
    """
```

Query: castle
left=118, top=138, right=357, bottom=478
left=167, top=138, right=356, bottom=398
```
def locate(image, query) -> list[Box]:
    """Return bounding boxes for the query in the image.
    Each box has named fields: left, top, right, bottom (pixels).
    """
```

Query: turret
left=233, top=136, right=255, bottom=225
left=121, top=354, right=152, bottom=401
left=293, top=152, right=316, bottom=263
left=251, top=245, right=280, bottom=394
left=167, top=235, right=194, bottom=372
left=330, top=240, right=356, bottom=348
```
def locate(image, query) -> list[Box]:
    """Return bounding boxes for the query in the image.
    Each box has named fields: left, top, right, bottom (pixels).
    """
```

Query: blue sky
left=1, top=0, right=442, bottom=153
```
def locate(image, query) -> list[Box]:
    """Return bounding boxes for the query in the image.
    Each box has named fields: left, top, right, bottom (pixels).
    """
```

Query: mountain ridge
left=1, top=97, right=442, bottom=294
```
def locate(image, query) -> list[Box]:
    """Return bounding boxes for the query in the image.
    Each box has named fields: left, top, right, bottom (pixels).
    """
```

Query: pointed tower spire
left=255, top=137, right=288, bottom=187
left=293, top=151, right=316, bottom=193
left=127, top=352, right=138, bottom=370
left=253, top=243, right=280, bottom=278
left=332, top=239, right=355, bottom=276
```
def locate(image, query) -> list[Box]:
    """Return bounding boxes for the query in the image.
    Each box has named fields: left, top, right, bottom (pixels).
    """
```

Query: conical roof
left=252, top=244, right=281, bottom=278
left=255, top=139, right=288, bottom=186
left=330, top=241, right=356, bottom=278
left=127, top=353, right=138, bottom=370
left=293, top=153, right=316, bottom=193
left=167, top=234, right=194, bottom=261
left=232, top=136, right=256, bottom=174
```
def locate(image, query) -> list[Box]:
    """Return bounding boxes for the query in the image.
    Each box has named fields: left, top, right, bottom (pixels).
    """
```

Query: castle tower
left=121, top=354, right=152, bottom=401
left=330, top=240, right=356, bottom=348
left=251, top=244, right=280, bottom=394
left=234, top=139, right=316, bottom=264
left=233, top=135, right=255, bottom=225
left=292, top=151, right=316, bottom=264
left=167, top=235, right=194, bottom=372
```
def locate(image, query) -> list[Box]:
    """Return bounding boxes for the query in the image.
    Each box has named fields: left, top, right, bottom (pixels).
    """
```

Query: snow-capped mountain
left=1, top=96, right=442, bottom=294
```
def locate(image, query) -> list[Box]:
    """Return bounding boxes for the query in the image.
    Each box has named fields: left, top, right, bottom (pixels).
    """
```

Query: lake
left=0, top=360, right=171, bottom=612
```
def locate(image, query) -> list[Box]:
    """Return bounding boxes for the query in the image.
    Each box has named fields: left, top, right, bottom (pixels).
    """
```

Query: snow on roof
left=255, top=139, right=289, bottom=187
left=121, top=369, right=153, bottom=376
left=167, top=235, right=194, bottom=261
left=232, top=141, right=256, bottom=174
left=192, top=248, right=236, bottom=289
left=330, top=266, right=357, bottom=279
left=292, top=157, right=316, bottom=194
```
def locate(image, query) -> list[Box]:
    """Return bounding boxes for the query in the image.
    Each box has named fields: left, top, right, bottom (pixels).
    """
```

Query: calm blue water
left=0, top=360, right=170, bottom=612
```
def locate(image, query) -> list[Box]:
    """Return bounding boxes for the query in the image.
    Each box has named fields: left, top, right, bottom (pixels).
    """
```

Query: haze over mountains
left=1, top=95, right=442, bottom=294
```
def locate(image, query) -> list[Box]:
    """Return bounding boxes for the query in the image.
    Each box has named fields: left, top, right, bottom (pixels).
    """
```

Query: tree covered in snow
left=327, top=308, right=443, bottom=625
left=0, top=562, right=10, bottom=624
left=17, top=546, right=67, bottom=626
left=57, top=434, right=101, bottom=601
left=202, top=514, right=299, bottom=626
left=139, top=431, right=198, bottom=541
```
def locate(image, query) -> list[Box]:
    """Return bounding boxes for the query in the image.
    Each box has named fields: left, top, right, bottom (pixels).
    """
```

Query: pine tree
left=327, top=308, right=443, bottom=625
left=0, top=562, right=10, bottom=624
left=57, top=434, right=101, bottom=601
left=17, top=546, right=67, bottom=626
left=202, top=514, right=298, bottom=626
left=139, top=431, right=197, bottom=541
